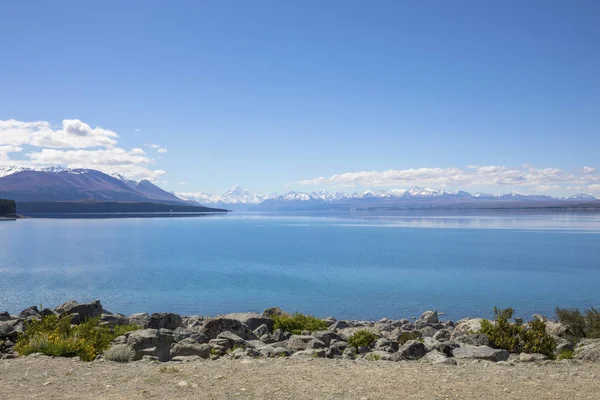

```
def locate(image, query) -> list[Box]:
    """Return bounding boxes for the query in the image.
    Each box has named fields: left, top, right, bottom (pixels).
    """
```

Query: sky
left=0, top=0, right=599, bottom=197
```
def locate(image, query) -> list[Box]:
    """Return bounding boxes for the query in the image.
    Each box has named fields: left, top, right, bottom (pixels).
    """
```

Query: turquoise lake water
left=1, top=212, right=599, bottom=320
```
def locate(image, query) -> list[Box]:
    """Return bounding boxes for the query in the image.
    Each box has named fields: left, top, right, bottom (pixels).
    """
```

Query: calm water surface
left=1, top=212, right=599, bottom=320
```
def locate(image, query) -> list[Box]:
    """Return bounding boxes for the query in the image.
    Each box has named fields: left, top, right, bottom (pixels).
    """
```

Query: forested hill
left=0, top=199, right=16, bottom=216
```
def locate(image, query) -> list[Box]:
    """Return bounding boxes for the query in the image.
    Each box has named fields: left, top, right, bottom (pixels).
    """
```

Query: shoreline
left=2, top=299, right=598, bottom=365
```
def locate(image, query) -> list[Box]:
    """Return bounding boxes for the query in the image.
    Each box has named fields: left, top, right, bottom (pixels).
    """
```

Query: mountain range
left=177, top=185, right=599, bottom=211
left=1, top=166, right=598, bottom=212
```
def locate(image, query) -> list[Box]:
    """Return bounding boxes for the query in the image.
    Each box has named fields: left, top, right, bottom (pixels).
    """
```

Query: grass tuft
left=270, top=313, right=327, bottom=335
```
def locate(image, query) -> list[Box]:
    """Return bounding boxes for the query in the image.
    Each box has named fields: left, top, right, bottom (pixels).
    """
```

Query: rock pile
left=1, top=301, right=598, bottom=364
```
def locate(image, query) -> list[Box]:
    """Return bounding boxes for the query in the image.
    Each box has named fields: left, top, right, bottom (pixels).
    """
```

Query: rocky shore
left=1, top=299, right=599, bottom=365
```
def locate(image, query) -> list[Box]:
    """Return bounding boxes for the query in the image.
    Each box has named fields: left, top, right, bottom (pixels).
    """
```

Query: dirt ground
left=1, top=356, right=598, bottom=400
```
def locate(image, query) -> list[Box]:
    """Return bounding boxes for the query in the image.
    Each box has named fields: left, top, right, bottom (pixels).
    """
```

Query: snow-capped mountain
left=177, top=185, right=598, bottom=211
left=0, top=165, right=72, bottom=177
left=0, top=165, right=185, bottom=204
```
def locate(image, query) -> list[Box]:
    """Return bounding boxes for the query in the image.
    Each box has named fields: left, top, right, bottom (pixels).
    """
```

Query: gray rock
left=208, top=338, right=231, bottom=350
left=285, top=335, right=314, bottom=351
left=259, top=333, right=274, bottom=343
left=253, top=324, right=270, bottom=337
left=423, top=350, right=457, bottom=365
left=419, top=325, right=438, bottom=338
left=450, top=319, right=483, bottom=341
left=173, top=327, right=209, bottom=344
left=262, top=307, right=290, bottom=318
left=291, top=349, right=326, bottom=358
left=128, top=313, right=150, bottom=327
left=201, top=318, right=255, bottom=340
left=375, top=338, right=399, bottom=353
left=342, top=348, right=355, bottom=360
left=217, top=331, right=247, bottom=347
left=272, top=329, right=285, bottom=342
left=19, top=306, right=41, bottom=319
left=0, top=322, right=17, bottom=340
left=555, top=340, right=574, bottom=354
left=126, top=328, right=174, bottom=361
left=326, top=346, right=342, bottom=358
left=419, top=311, right=439, bottom=324
left=311, top=331, right=345, bottom=346
left=519, top=352, right=534, bottom=362
left=452, top=345, right=509, bottom=362
left=329, top=321, right=349, bottom=330
left=100, top=313, right=129, bottom=327
left=221, top=313, right=274, bottom=332
left=171, top=340, right=211, bottom=358
left=453, top=333, right=489, bottom=346
left=306, top=338, right=327, bottom=349
left=55, top=299, right=103, bottom=323
left=0, top=312, right=11, bottom=321
left=145, top=313, right=183, bottom=330
left=272, top=347, right=291, bottom=357
left=323, top=317, right=336, bottom=327
left=399, top=340, right=427, bottom=360
left=433, top=329, right=451, bottom=342
left=574, top=339, right=600, bottom=361
left=368, top=350, right=401, bottom=362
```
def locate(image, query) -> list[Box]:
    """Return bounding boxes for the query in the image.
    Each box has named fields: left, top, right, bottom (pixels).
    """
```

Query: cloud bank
left=0, top=119, right=166, bottom=181
left=299, top=165, right=600, bottom=193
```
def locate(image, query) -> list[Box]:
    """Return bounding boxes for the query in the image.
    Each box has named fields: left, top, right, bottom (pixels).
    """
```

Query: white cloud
left=0, top=119, right=168, bottom=181
left=177, top=181, right=186, bottom=185
left=147, top=143, right=168, bottom=153
left=589, top=184, right=600, bottom=192
left=582, top=166, right=596, bottom=174
left=299, top=165, right=600, bottom=193
left=0, top=119, right=118, bottom=149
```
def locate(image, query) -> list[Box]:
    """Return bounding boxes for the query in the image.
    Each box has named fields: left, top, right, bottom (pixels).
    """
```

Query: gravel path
left=1, top=356, right=599, bottom=399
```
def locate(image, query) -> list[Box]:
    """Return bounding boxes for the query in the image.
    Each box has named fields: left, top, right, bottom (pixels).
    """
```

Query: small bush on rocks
left=348, top=330, right=378, bottom=349
left=365, top=352, right=381, bottom=361
left=557, top=349, right=574, bottom=360
left=480, top=307, right=556, bottom=358
left=103, top=344, right=135, bottom=362
left=271, top=313, right=327, bottom=334
left=112, top=324, right=142, bottom=337
left=15, top=315, right=115, bottom=361
left=555, top=307, right=600, bottom=343
left=398, top=331, right=422, bottom=345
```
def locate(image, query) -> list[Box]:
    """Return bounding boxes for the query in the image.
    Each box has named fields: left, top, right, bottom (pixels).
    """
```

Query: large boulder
left=217, top=331, right=247, bottom=347
left=452, top=345, right=509, bottom=362
left=126, top=328, right=174, bottom=361
left=128, top=313, right=150, bottom=327
left=54, top=300, right=103, bottom=323
left=221, top=313, right=274, bottom=332
left=285, top=335, right=314, bottom=351
left=311, top=331, right=346, bottom=346
left=100, top=313, right=129, bottom=327
left=574, top=339, right=600, bottom=362
left=19, top=306, right=41, bottom=319
left=171, top=339, right=211, bottom=358
left=450, top=318, right=483, bottom=341
left=453, top=333, right=489, bottom=346
left=144, top=313, right=183, bottom=330
left=200, top=317, right=255, bottom=340
left=418, top=311, right=439, bottom=324
left=0, top=322, right=17, bottom=340
left=173, top=327, right=209, bottom=344
left=399, top=340, right=427, bottom=360
left=422, top=350, right=457, bottom=365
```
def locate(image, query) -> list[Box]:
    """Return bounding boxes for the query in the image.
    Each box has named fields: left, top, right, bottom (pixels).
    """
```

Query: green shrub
left=364, top=352, right=381, bottom=361
left=480, top=307, right=556, bottom=358
left=398, top=331, right=422, bottom=345
left=271, top=313, right=327, bottom=334
left=557, top=349, right=574, bottom=360
left=112, top=324, right=142, bottom=337
left=103, top=344, right=135, bottom=362
left=555, top=307, right=600, bottom=343
left=15, top=315, right=118, bottom=361
left=348, top=330, right=378, bottom=349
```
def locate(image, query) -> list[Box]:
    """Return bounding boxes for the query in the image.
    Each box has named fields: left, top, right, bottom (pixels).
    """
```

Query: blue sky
left=1, top=0, right=599, bottom=196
